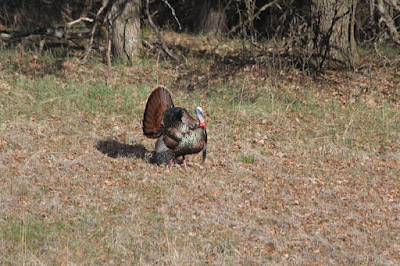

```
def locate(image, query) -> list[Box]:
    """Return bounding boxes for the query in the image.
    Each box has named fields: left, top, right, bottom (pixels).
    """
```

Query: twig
left=23, top=150, right=43, bottom=170
left=142, top=39, right=154, bottom=50
left=161, top=0, right=181, bottom=30
left=65, top=17, right=93, bottom=44
left=343, top=104, right=365, bottom=141
left=377, top=0, right=400, bottom=46
left=82, top=0, right=110, bottom=62
left=229, top=1, right=277, bottom=35
left=67, top=17, right=93, bottom=27
left=106, top=32, right=112, bottom=67
left=384, top=0, right=400, bottom=13
left=145, top=0, right=180, bottom=63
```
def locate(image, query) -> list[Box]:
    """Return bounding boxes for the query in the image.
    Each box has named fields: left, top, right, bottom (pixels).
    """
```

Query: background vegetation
left=1, top=0, right=399, bottom=69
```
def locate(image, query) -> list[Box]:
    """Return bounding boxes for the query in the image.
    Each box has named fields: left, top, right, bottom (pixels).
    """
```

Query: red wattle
left=200, top=121, right=206, bottom=127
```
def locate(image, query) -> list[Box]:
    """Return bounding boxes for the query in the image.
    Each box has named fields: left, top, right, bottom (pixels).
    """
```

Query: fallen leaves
left=1, top=44, right=400, bottom=265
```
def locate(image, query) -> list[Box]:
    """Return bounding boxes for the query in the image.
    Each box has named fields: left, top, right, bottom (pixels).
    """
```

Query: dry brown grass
left=1, top=34, right=400, bottom=264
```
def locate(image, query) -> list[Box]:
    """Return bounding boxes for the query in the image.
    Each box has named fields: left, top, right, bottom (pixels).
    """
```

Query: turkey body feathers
left=163, top=108, right=206, bottom=156
left=142, top=86, right=207, bottom=166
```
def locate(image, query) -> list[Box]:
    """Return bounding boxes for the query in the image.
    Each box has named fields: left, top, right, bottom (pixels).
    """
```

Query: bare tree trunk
left=311, top=0, right=358, bottom=69
left=197, top=0, right=226, bottom=35
left=107, top=0, right=141, bottom=63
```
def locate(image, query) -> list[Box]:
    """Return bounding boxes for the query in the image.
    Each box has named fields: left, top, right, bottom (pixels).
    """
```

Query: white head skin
left=195, top=107, right=205, bottom=127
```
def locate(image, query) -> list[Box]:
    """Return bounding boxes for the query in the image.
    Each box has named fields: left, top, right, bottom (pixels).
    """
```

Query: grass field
left=1, top=33, right=400, bottom=264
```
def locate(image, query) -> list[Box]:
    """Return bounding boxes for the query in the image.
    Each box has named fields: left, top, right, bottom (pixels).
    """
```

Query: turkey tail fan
left=142, top=86, right=174, bottom=138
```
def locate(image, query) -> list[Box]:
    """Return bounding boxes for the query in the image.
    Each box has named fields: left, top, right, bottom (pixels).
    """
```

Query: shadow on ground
left=96, top=139, right=152, bottom=159
left=96, top=139, right=177, bottom=166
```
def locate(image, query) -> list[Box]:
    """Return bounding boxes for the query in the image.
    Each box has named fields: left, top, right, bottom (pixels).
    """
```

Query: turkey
left=142, top=85, right=207, bottom=169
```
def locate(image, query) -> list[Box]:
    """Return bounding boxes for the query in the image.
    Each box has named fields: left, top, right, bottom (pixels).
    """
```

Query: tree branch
left=82, top=0, right=110, bottom=63
left=384, top=0, right=400, bottom=13
left=145, top=0, right=180, bottom=62
left=161, top=0, right=181, bottom=30
left=67, top=17, right=93, bottom=27
left=229, top=0, right=277, bottom=35
left=377, top=0, right=400, bottom=46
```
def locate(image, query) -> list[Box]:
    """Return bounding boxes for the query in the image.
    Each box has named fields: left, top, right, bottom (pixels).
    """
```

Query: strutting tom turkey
left=142, top=86, right=207, bottom=169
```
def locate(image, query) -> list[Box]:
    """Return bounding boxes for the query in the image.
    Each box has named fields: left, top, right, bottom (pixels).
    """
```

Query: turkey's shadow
left=96, top=139, right=152, bottom=160
left=96, top=139, right=176, bottom=165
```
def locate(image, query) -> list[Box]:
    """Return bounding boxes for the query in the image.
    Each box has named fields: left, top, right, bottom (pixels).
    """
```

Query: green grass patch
left=241, top=155, right=255, bottom=163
